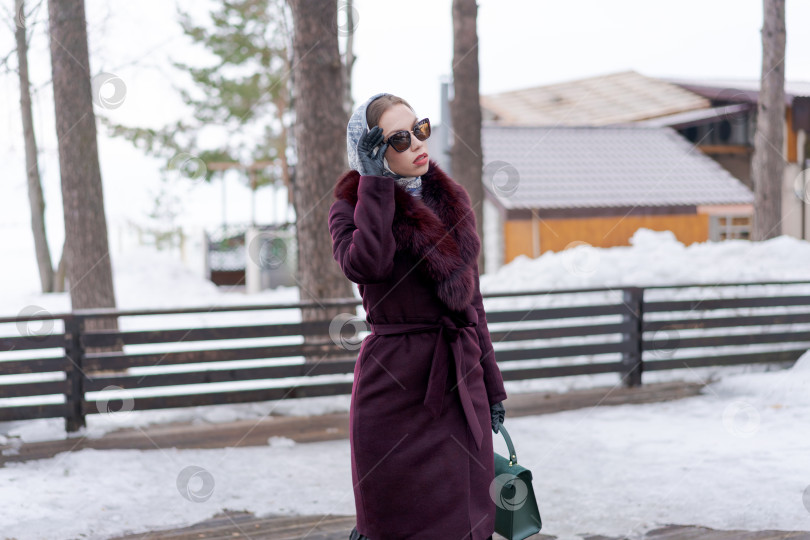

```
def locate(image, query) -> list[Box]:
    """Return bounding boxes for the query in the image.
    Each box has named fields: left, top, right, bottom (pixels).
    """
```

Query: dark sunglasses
left=385, top=118, right=431, bottom=152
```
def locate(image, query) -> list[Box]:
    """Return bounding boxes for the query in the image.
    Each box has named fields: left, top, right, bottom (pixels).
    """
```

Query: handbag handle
left=496, top=421, right=518, bottom=466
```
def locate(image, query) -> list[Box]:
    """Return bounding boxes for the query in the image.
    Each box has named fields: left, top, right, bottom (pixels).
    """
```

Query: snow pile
left=481, top=228, right=810, bottom=292
left=0, top=242, right=300, bottom=318
left=706, top=349, right=810, bottom=409
left=267, top=435, right=296, bottom=448
left=5, top=227, right=810, bottom=314
left=476, top=229, right=810, bottom=396
left=112, top=245, right=221, bottom=307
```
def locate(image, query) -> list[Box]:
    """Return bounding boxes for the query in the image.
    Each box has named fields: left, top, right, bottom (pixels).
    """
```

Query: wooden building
left=474, top=71, right=810, bottom=266
left=479, top=125, right=754, bottom=273
left=660, top=77, right=810, bottom=241
left=662, top=77, right=810, bottom=186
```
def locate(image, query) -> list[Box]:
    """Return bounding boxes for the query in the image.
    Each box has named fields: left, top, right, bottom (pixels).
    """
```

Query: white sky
left=0, top=0, right=808, bottom=253
left=351, top=0, right=810, bottom=118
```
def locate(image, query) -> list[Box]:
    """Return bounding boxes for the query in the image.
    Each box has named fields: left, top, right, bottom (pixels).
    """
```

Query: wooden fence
left=1, top=279, right=809, bottom=432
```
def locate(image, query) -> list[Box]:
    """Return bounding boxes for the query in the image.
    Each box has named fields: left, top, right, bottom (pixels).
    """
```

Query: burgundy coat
left=328, top=160, right=508, bottom=540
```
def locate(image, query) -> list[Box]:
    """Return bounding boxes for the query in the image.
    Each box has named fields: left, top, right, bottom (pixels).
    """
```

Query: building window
left=709, top=215, right=751, bottom=241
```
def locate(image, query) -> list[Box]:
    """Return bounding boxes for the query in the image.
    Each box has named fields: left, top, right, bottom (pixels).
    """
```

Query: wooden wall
left=504, top=213, right=710, bottom=264
left=786, top=106, right=797, bottom=163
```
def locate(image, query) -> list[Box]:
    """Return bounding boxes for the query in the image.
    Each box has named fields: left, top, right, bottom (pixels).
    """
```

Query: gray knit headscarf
left=346, top=93, right=422, bottom=198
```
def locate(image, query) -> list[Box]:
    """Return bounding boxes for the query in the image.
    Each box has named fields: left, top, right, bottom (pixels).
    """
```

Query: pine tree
left=102, top=0, right=294, bottom=201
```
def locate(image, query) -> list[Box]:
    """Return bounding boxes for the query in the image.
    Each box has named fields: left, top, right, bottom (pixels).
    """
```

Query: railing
left=1, top=280, right=808, bottom=432
left=204, top=222, right=297, bottom=287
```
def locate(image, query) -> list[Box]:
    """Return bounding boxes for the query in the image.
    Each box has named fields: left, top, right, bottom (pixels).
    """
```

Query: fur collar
left=333, top=160, right=480, bottom=312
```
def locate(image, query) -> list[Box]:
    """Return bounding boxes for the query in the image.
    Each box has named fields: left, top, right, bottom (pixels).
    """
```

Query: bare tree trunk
left=288, top=0, right=353, bottom=362
left=16, top=0, right=55, bottom=293
left=54, top=237, right=67, bottom=292
left=273, top=2, right=295, bottom=210
left=48, top=0, right=120, bottom=366
left=274, top=94, right=293, bottom=209
left=451, top=0, right=485, bottom=272
left=751, top=0, right=786, bottom=241
left=342, top=0, right=355, bottom=117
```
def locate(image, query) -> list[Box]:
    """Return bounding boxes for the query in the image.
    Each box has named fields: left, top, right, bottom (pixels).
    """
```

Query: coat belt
left=369, top=314, right=484, bottom=451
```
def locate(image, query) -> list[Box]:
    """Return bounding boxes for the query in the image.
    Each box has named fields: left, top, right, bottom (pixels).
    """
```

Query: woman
left=328, top=92, right=508, bottom=540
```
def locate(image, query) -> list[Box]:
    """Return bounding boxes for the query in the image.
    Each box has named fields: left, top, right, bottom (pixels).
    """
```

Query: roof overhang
left=629, top=103, right=753, bottom=129
left=671, top=81, right=810, bottom=132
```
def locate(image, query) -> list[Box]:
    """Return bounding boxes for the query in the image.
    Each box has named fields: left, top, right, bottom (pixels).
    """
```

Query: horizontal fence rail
left=1, top=280, right=808, bottom=431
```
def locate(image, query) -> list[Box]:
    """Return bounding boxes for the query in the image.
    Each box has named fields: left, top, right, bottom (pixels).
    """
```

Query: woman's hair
left=366, top=94, right=415, bottom=129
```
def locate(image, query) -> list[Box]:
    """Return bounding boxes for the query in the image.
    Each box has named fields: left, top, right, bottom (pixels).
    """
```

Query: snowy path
left=0, top=380, right=703, bottom=464
left=107, top=511, right=810, bottom=540
left=1, top=359, right=809, bottom=540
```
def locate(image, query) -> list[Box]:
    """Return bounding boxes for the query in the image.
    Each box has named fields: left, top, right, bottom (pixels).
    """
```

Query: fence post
left=64, top=314, right=86, bottom=432
left=621, top=287, right=644, bottom=387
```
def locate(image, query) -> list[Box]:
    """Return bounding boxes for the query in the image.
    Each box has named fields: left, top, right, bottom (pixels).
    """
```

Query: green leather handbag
left=492, top=422, right=542, bottom=540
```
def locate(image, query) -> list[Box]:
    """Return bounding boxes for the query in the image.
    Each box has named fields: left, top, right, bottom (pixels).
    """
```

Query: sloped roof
left=480, top=71, right=710, bottom=127
left=665, top=76, right=810, bottom=102
left=480, top=125, right=754, bottom=210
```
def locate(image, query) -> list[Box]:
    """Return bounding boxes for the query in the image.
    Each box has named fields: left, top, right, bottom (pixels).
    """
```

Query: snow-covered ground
left=2, top=228, right=810, bottom=538
left=0, top=352, right=808, bottom=540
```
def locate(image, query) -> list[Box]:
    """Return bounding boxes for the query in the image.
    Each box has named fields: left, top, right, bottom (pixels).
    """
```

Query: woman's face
left=377, top=104, right=430, bottom=177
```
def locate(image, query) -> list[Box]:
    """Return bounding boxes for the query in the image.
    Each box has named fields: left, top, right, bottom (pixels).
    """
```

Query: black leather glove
left=490, top=401, right=505, bottom=434
left=356, top=126, right=390, bottom=177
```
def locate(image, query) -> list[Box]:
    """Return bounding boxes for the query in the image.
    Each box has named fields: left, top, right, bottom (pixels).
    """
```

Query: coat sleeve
left=328, top=175, right=397, bottom=284
left=471, top=260, right=508, bottom=406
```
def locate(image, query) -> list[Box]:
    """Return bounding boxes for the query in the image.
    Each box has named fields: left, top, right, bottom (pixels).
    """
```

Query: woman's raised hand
left=357, top=126, right=390, bottom=177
